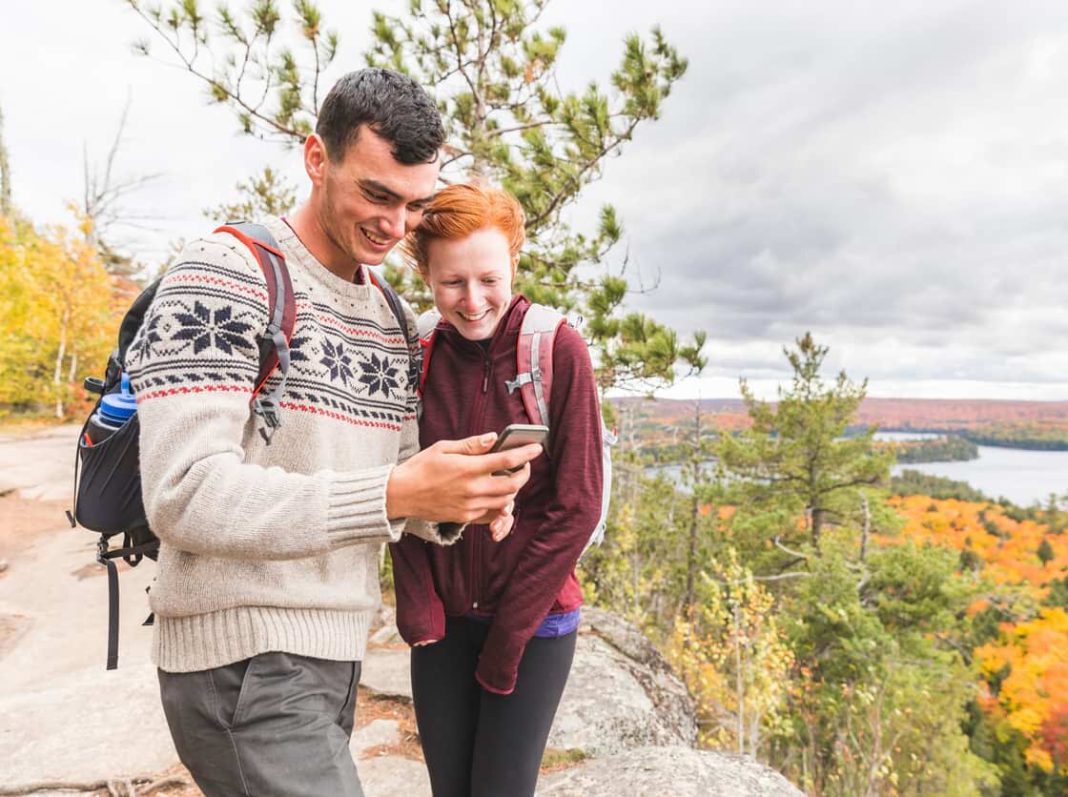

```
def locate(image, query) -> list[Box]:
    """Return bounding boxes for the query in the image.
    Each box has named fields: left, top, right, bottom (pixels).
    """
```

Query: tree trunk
left=734, top=601, right=744, bottom=755
left=0, top=106, right=11, bottom=217
left=811, top=506, right=824, bottom=549
left=53, top=310, right=69, bottom=419
left=683, top=399, right=703, bottom=614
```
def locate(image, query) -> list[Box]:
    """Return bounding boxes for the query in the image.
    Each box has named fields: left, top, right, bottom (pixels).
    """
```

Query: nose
left=380, top=204, right=407, bottom=239
left=458, top=283, right=482, bottom=307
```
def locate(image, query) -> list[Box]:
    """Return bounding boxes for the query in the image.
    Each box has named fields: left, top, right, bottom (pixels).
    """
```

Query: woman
left=389, top=184, right=604, bottom=797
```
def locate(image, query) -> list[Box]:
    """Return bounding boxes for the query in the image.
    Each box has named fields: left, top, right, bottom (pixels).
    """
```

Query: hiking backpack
left=416, top=304, right=615, bottom=555
left=67, top=222, right=414, bottom=669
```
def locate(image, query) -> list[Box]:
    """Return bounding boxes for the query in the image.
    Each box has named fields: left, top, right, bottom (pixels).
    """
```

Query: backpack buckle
left=252, top=397, right=281, bottom=444
left=96, top=535, right=109, bottom=565
left=505, top=373, right=532, bottom=394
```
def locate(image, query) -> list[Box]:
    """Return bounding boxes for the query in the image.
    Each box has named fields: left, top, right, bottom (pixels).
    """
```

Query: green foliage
left=716, top=333, right=894, bottom=560
left=580, top=460, right=694, bottom=625
left=1045, top=576, right=1068, bottom=610
left=865, top=541, right=972, bottom=639
left=127, top=0, right=336, bottom=144
left=963, top=425, right=1068, bottom=451
left=363, top=0, right=700, bottom=390
left=891, top=434, right=979, bottom=464
left=969, top=589, right=1040, bottom=649
left=891, top=469, right=992, bottom=502
left=589, top=334, right=1001, bottom=793
left=1037, top=537, right=1055, bottom=568
left=773, top=533, right=993, bottom=796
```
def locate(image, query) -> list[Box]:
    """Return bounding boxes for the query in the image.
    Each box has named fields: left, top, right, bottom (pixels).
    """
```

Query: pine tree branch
left=128, top=2, right=303, bottom=142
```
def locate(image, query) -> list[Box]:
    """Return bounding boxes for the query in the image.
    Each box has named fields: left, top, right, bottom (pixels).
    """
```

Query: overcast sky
left=3, top=1, right=1067, bottom=400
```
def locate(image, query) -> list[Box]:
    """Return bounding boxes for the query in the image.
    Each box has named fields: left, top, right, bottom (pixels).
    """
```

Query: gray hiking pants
left=158, top=652, right=363, bottom=797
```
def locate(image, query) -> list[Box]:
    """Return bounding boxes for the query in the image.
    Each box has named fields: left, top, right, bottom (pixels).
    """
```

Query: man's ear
left=304, top=134, right=329, bottom=186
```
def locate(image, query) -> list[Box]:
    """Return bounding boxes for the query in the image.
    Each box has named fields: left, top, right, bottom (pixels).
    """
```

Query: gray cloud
left=552, top=1, right=1068, bottom=394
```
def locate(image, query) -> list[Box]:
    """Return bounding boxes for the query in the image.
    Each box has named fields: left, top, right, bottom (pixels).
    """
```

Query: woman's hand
left=488, top=501, right=515, bottom=542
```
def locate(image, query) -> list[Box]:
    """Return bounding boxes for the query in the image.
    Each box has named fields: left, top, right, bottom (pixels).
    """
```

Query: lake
left=892, top=446, right=1068, bottom=506
left=650, top=438, right=1068, bottom=507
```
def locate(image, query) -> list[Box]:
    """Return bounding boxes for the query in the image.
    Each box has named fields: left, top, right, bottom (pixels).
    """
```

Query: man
left=124, top=68, right=540, bottom=796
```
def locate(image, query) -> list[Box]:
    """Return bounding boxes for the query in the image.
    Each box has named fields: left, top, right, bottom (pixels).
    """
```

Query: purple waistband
left=465, top=607, right=581, bottom=639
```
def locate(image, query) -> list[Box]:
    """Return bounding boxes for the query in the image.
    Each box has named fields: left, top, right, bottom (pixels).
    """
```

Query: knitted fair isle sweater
left=126, top=217, right=450, bottom=673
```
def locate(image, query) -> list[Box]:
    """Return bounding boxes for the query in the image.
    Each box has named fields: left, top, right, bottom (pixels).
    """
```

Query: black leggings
left=410, top=616, right=577, bottom=797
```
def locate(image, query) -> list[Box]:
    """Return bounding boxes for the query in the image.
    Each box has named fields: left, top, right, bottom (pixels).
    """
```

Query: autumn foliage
left=0, top=211, right=126, bottom=418
left=887, top=495, right=1068, bottom=775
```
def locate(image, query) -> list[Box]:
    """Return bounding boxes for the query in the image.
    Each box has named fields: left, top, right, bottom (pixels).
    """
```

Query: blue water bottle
left=85, top=373, right=137, bottom=446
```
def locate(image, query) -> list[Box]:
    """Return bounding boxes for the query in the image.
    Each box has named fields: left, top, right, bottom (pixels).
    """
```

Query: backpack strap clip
left=504, top=373, right=533, bottom=394
left=252, top=396, right=282, bottom=443
left=215, top=222, right=296, bottom=444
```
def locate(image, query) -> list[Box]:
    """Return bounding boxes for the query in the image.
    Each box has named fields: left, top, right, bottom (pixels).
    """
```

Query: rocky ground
left=0, top=424, right=804, bottom=797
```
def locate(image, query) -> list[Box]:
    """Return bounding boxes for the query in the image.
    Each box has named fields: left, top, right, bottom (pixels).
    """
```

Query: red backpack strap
left=415, top=308, right=443, bottom=395
left=506, top=304, right=567, bottom=427
left=214, top=223, right=296, bottom=441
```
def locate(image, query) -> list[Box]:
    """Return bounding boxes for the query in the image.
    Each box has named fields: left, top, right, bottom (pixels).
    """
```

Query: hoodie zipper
left=469, top=346, right=493, bottom=610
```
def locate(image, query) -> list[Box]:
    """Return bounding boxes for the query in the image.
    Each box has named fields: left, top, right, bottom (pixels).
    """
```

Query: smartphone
left=488, top=423, right=549, bottom=474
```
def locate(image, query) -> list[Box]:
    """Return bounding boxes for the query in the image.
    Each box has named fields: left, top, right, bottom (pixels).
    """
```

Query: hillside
left=613, top=397, right=1068, bottom=435
left=883, top=496, right=1068, bottom=774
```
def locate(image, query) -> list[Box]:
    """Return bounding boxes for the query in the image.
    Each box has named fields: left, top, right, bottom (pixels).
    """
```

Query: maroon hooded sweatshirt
left=390, top=295, right=604, bottom=694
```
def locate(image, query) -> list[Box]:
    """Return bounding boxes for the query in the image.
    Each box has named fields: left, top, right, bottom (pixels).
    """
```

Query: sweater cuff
left=475, top=668, right=516, bottom=696
left=325, top=466, right=403, bottom=546
left=476, top=641, right=523, bottom=695
left=403, top=518, right=466, bottom=546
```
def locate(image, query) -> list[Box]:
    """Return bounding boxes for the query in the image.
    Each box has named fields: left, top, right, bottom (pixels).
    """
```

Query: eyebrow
left=359, top=179, right=433, bottom=206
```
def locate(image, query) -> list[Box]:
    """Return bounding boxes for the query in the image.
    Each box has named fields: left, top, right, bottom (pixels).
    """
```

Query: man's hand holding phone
left=386, top=426, right=544, bottom=524
left=487, top=424, right=549, bottom=475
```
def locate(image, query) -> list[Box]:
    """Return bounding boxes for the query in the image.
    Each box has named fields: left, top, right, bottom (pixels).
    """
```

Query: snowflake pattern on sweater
left=127, top=236, right=417, bottom=432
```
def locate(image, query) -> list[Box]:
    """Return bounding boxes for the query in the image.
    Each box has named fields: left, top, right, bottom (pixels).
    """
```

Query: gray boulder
left=537, top=746, right=805, bottom=797
left=547, top=607, right=697, bottom=755
left=362, top=607, right=697, bottom=757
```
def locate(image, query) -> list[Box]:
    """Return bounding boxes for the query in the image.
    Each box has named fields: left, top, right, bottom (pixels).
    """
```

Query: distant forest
left=884, top=434, right=979, bottom=464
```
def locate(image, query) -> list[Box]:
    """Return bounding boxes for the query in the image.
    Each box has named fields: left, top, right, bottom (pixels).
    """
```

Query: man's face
left=314, top=127, right=440, bottom=267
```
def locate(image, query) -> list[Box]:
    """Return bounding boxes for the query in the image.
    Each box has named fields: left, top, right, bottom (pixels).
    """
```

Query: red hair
left=403, top=184, right=525, bottom=277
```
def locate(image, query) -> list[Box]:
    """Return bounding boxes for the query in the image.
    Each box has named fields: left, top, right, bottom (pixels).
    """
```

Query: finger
left=495, top=513, right=515, bottom=541
left=488, top=509, right=513, bottom=541
left=481, top=443, right=542, bottom=474
left=434, top=433, right=498, bottom=456
left=467, top=468, right=530, bottom=499
left=488, top=515, right=505, bottom=540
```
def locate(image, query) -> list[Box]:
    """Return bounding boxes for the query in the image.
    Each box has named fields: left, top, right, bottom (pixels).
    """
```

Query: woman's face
left=425, top=227, right=515, bottom=341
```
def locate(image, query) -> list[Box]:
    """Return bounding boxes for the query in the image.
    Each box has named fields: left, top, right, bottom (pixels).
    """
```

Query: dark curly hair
left=316, top=68, right=444, bottom=165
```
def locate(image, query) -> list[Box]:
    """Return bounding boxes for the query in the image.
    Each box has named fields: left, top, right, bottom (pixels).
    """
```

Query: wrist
left=386, top=462, right=413, bottom=520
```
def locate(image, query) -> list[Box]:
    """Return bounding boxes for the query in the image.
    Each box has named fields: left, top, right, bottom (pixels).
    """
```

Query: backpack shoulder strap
left=416, top=307, right=442, bottom=339
left=506, top=303, right=568, bottom=427
left=214, top=222, right=296, bottom=440
left=415, top=308, right=442, bottom=394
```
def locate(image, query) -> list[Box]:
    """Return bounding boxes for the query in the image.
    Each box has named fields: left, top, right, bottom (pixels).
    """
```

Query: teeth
left=459, top=310, right=489, bottom=321
left=363, top=229, right=389, bottom=246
